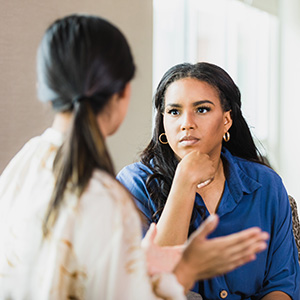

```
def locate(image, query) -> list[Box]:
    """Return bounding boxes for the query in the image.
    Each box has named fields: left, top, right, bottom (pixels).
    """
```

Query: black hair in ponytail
left=37, top=15, right=135, bottom=235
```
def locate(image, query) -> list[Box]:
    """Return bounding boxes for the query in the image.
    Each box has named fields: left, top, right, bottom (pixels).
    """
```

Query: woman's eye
left=167, top=109, right=180, bottom=116
left=197, top=107, right=210, bottom=114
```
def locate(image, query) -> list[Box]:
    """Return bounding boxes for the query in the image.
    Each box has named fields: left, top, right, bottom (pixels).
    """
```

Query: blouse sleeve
left=76, top=173, right=186, bottom=300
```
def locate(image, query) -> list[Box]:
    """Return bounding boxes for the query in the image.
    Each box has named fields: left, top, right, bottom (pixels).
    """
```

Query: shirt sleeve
left=256, top=181, right=300, bottom=300
left=117, top=164, right=155, bottom=234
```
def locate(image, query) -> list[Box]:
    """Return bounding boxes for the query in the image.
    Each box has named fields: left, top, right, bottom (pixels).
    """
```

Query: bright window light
left=153, top=0, right=279, bottom=166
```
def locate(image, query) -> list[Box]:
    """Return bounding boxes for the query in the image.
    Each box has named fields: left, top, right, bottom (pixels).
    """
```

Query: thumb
left=187, top=214, right=219, bottom=245
left=141, top=223, right=157, bottom=248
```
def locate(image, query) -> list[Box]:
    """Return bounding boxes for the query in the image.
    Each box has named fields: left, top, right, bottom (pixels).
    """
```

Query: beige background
left=0, top=0, right=153, bottom=173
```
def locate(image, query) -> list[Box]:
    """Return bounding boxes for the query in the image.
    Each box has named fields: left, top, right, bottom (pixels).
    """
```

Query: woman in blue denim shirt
left=118, top=62, right=300, bottom=299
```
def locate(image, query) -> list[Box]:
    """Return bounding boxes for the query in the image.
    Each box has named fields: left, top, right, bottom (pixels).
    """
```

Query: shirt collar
left=221, top=147, right=262, bottom=203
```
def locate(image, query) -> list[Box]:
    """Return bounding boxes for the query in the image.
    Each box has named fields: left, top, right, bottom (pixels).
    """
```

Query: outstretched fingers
left=180, top=221, right=269, bottom=281
left=221, top=227, right=269, bottom=255
left=214, top=227, right=269, bottom=272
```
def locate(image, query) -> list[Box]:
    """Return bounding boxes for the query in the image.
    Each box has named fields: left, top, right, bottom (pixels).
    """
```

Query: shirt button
left=220, top=290, right=228, bottom=299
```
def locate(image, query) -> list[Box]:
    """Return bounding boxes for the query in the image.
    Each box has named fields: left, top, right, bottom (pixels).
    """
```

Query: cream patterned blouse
left=0, top=128, right=185, bottom=300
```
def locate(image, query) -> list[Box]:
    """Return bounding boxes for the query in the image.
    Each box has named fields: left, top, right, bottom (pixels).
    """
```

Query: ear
left=97, top=82, right=132, bottom=138
left=223, top=110, right=233, bottom=133
left=119, top=82, right=131, bottom=103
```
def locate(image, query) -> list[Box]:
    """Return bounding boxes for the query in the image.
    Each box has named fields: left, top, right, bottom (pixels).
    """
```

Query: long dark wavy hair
left=141, top=62, right=264, bottom=221
left=37, top=15, right=135, bottom=236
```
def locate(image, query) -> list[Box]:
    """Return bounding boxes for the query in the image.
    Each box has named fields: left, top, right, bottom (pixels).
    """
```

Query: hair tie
left=72, top=95, right=86, bottom=105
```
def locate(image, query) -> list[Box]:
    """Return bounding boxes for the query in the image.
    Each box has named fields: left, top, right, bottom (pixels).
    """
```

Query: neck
left=52, top=112, right=73, bottom=134
left=197, top=156, right=226, bottom=214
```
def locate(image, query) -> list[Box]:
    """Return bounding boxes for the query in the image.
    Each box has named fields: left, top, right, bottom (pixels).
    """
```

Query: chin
left=177, top=148, right=195, bottom=159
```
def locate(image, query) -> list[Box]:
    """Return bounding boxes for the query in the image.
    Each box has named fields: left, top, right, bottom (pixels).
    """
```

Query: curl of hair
left=39, top=15, right=135, bottom=236
left=141, top=62, right=265, bottom=224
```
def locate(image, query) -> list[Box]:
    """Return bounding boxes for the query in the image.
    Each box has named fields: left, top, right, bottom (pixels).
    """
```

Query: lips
left=179, top=135, right=199, bottom=146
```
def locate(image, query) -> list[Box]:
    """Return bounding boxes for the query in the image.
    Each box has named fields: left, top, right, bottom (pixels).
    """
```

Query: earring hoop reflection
left=159, top=133, right=168, bottom=145
left=223, top=132, right=230, bottom=142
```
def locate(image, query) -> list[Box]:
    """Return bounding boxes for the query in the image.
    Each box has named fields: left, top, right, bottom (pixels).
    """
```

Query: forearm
left=261, top=291, right=291, bottom=300
left=155, top=151, right=216, bottom=246
left=155, top=180, right=196, bottom=246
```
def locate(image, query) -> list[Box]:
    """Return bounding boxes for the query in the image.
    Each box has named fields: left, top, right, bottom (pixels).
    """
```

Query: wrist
left=151, top=272, right=186, bottom=300
left=173, top=259, right=196, bottom=293
left=172, top=172, right=197, bottom=193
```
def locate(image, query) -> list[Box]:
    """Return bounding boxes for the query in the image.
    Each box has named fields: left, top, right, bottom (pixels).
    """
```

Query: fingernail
left=149, top=223, right=155, bottom=230
left=197, top=179, right=211, bottom=189
left=206, top=214, right=217, bottom=222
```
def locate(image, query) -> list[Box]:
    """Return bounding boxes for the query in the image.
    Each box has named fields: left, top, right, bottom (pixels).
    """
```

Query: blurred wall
left=0, top=0, right=153, bottom=173
left=278, top=0, right=300, bottom=205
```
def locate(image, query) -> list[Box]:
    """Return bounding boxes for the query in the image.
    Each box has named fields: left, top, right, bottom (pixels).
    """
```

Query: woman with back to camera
left=117, top=62, right=300, bottom=299
left=0, top=15, right=269, bottom=299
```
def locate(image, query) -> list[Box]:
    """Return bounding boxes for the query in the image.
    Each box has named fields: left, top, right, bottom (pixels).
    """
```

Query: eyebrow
left=165, top=100, right=215, bottom=108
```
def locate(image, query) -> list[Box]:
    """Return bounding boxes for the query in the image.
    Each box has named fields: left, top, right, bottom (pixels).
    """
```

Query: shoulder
left=224, top=148, right=283, bottom=187
left=223, top=148, right=288, bottom=206
left=1, top=128, right=62, bottom=178
left=3, top=135, right=43, bottom=167
left=0, top=133, right=57, bottom=196
left=117, top=162, right=152, bottom=180
left=117, top=162, right=152, bottom=191
left=234, top=156, right=283, bottom=186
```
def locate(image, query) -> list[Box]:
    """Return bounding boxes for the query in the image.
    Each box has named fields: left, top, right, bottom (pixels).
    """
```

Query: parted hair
left=37, top=14, right=135, bottom=235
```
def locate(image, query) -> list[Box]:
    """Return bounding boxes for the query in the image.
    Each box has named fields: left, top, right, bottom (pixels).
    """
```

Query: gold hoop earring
left=223, top=132, right=230, bottom=142
left=159, top=133, right=168, bottom=144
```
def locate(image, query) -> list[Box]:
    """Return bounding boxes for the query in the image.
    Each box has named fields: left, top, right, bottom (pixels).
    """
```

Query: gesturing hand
left=142, top=214, right=269, bottom=283
left=142, top=223, right=185, bottom=276
left=178, top=214, right=269, bottom=282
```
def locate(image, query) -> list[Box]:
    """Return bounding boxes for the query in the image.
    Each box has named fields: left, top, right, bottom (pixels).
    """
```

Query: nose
left=180, top=112, right=196, bottom=131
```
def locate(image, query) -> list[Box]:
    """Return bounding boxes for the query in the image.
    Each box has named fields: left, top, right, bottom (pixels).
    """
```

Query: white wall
left=237, top=0, right=278, bottom=15
left=0, top=0, right=153, bottom=174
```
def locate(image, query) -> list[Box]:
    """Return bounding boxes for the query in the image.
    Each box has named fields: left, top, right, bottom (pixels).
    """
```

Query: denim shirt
left=117, top=148, right=300, bottom=299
